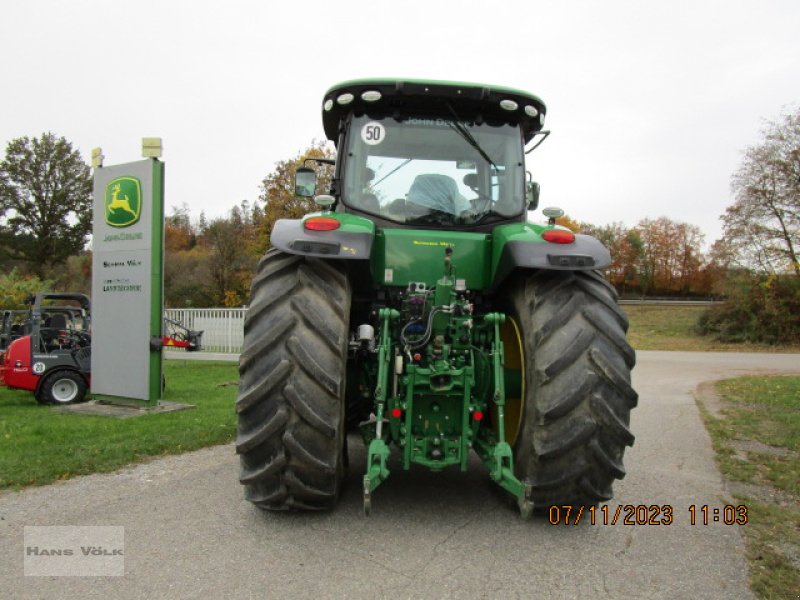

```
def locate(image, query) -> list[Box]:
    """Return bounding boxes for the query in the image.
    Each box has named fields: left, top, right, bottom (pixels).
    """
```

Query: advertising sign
left=91, top=159, right=164, bottom=405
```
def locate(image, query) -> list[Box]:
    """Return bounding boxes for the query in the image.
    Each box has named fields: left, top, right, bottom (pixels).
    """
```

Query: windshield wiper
left=373, top=158, right=412, bottom=187
left=444, top=102, right=498, bottom=172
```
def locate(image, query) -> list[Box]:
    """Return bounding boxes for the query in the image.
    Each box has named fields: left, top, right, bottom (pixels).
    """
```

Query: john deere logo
left=105, top=177, right=141, bottom=228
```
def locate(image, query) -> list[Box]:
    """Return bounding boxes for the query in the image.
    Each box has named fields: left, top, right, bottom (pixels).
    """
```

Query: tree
left=0, top=133, right=93, bottom=276
left=581, top=221, right=645, bottom=294
left=555, top=214, right=581, bottom=232
left=723, top=108, right=800, bottom=277
left=165, top=203, right=197, bottom=253
left=0, top=269, right=53, bottom=309
left=257, top=140, right=336, bottom=251
left=202, top=202, right=261, bottom=306
left=635, top=217, right=704, bottom=295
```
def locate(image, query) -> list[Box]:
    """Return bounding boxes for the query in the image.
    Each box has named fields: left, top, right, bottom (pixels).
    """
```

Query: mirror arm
left=524, top=130, right=551, bottom=155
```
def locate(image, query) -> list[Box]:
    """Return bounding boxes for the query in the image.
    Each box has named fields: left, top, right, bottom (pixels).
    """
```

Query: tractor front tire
left=36, top=370, right=88, bottom=405
left=236, top=250, right=350, bottom=511
left=506, top=270, right=637, bottom=507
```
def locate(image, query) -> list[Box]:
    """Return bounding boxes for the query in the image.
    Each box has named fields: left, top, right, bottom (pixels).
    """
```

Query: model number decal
left=412, top=241, right=456, bottom=248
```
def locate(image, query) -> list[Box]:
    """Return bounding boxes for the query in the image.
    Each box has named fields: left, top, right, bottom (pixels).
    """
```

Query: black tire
left=36, top=370, right=88, bottom=405
left=504, top=270, right=637, bottom=507
left=236, top=249, right=350, bottom=511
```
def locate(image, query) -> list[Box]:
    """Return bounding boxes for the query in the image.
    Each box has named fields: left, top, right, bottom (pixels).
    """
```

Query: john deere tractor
left=236, top=80, right=637, bottom=517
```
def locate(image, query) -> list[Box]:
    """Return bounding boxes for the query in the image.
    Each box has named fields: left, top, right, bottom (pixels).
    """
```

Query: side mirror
left=295, top=167, right=317, bottom=198
left=526, top=181, right=540, bottom=210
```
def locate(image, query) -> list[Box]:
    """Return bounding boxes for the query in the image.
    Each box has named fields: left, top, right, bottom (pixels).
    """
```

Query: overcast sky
left=2, top=0, right=798, bottom=245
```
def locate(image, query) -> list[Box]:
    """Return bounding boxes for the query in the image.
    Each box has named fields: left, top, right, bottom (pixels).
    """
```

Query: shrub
left=699, top=274, right=800, bottom=344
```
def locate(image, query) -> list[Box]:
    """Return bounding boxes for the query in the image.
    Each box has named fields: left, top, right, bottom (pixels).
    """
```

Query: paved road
left=2, top=351, right=798, bottom=599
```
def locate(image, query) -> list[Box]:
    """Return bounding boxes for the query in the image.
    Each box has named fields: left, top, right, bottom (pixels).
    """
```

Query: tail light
left=542, top=229, right=575, bottom=244
left=303, top=217, right=340, bottom=231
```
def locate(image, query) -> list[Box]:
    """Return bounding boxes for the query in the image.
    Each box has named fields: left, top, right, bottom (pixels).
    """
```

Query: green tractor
left=236, top=79, right=637, bottom=517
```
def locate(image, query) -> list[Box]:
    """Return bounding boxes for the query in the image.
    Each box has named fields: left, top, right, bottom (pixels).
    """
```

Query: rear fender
left=490, top=223, right=611, bottom=289
left=270, top=213, right=375, bottom=260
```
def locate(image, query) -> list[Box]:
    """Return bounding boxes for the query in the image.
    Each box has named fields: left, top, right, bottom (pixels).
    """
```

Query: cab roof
left=321, top=79, right=547, bottom=144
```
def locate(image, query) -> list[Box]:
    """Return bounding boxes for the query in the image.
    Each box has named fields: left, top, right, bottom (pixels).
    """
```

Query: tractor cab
left=299, top=79, right=547, bottom=230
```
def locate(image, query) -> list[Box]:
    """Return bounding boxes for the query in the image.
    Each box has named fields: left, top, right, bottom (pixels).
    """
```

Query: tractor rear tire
left=505, top=270, right=637, bottom=507
left=236, top=249, right=350, bottom=511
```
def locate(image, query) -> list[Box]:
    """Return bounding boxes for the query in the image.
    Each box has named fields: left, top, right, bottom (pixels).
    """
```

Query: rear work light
left=542, top=229, right=575, bottom=244
left=303, top=217, right=341, bottom=231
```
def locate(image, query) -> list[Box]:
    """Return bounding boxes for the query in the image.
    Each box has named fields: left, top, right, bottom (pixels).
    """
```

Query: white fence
left=165, top=308, right=246, bottom=354
left=165, top=299, right=717, bottom=355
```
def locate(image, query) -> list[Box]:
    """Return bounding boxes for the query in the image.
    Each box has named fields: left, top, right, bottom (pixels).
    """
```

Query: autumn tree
left=54, top=253, right=92, bottom=295
left=163, top=205, right=212, bottom=307
left=554, top=214, right=581, bottom=232
left=203, top=203, right=260, bottom=306
left=0, top=133, right=93, bottom=276
left=723, top=108, right=800, bottom=276
left=635, top=217, right=705, bottom=295
left=165, top=203, right=197, bottom=253
left=257, top=140, right=336, bottom=250
left=581, top=221, right=645, bottom=293
left=700, top=108, right=800, bottom=343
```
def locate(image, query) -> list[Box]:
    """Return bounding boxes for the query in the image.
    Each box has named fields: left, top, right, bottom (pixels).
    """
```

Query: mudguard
left=270, top=214, right=375, bottom=260
left=491, top=232, right=612, bottom=289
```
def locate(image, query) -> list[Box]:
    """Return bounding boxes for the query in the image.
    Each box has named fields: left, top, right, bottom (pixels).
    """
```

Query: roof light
left=337, top=93, right=354, bottom=105
left=500, top=99, right=518, bottom=111
left=361, top=90, right=382, bottom=102
left=303, top=217, right=341, bottom=231
left=542, top=229, right=576, bottom=244
left=323, top=99, right=333, bottom=112
left=524, top=105, right=539, bottom=117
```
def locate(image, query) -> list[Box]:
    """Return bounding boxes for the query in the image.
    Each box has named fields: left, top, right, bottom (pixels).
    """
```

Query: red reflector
left=391, top=408, right=403, bottom=419
left=303, top=217, right=340, bottom=231
left=473, top=410, right=484, bottom=421
left=542, top=229, right=575, bottom=244
left=413, top=353, right=422, bottom=362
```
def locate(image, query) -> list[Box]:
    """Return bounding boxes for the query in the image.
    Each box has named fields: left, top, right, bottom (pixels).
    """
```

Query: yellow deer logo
left=107, top=183, right=137, bottom=219
left=104, top=177, right=141, bottom=227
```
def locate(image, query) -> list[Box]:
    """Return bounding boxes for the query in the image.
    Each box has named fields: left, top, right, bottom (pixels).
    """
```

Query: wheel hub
left=51, top=378, right=79, bottom=403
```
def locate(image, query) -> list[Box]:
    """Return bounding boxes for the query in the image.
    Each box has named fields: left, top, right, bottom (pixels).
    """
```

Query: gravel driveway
left=1, top=350, right=798, bottom=599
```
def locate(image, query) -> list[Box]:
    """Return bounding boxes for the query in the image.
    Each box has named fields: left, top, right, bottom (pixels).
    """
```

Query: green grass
left=624, top=305, right=800, bottom=352
left=700, top=376, right=800, bottom=599
left=0, top=360, right=238, bottom=490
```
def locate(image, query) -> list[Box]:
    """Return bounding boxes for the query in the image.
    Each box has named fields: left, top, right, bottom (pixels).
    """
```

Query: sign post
left=91, top=145, right=164, bottom=407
